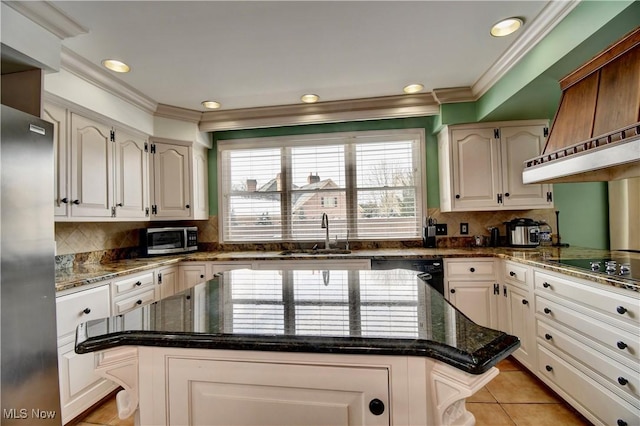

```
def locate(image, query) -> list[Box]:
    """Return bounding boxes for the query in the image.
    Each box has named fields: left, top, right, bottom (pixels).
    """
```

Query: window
left=218, top=129, right=426, bottom=243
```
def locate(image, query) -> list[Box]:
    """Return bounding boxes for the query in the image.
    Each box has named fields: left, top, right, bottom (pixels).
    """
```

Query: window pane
left=356, top=189, right=419, bottom=238
left=227, top=194, right=282, bottom=240
left=356, top=141, right=415, bottom=188
left=291, top=145, right=345, bottom=188
left=291, top=190, right=347, bottom=240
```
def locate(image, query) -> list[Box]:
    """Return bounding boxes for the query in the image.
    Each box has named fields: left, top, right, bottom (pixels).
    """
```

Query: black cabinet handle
left=185, top=204, right=190, bottom=209
left=544, top=308, right=551, bottom=314
left=135, top=281, right=142, bottom=286
left=369, top=399, right=385, bottom=416
left=545, top=333, right=552, bottom=340
left=543, top=282, right=550, bottom=288
left=522, top=299, right=529, bottom=305
left=470, top=267, right=475, bottom=273
left=455, top=194, right=460, bottom=199
left=117, top=203, right=123, bottom=207
left=509, top=271, right=516, bottom=277
left=82, top=308, right=91, bottom=315
left=617, top=341, right=628, bottom=350
left=616, top=306, right=627, bottom=314
left=618, top=377, right=628, bottom=386
left=545, top=365, right=553, bottom=372
left=450, top=289, right=456, bottom=294
left=136, top=299, right=143, bottom=305
left=200, top=274, right=204, bottom=278
left=505, top=192, right=510, bottom=197
left=72, top=199, right=80, bottom=205
left=61, top=197, right=69, bottom=204
left=618, top=420, right=628, bottom=426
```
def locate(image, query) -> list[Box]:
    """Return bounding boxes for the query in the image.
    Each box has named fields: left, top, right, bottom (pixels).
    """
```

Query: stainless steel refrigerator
left=1, top=104, right=62, bottom=425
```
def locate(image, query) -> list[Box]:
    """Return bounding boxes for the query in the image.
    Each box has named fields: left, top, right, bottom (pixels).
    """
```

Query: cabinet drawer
left=56, top=285, right=111, bottom=338
left=537, top=345, right=639, bottom=425
left=446, top=259, right=495, bottom=279
left=537, top=320, right=640, bottom=401
left=112, top=271, right=155, bottom=297
left=503, top=261, right=529, bottom=288
left=536, top=295, right=640, bottom=362
left=113, top=288, right=155, bottom=315
left=534, top=270, right=640, bottom=327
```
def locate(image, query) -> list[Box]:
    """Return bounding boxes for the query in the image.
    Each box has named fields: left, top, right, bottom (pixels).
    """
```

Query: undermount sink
left=280, top=249, right=352, bottom=255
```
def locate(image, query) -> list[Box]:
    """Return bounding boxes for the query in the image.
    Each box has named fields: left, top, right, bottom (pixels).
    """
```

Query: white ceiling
left=49, top=1, right=557, bottom=112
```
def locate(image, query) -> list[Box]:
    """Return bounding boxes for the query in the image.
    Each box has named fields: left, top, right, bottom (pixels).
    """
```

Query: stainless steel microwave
left=141, top=226, right=198, bottom=256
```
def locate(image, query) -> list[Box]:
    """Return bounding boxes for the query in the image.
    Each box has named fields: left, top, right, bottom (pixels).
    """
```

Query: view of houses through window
left=218, top=130, right=426, bottom=243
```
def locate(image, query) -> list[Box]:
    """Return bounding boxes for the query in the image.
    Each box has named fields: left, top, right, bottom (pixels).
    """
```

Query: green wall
left=553, top=183, right=609, bottom=249
left=209, top=116, right=439, bottom=215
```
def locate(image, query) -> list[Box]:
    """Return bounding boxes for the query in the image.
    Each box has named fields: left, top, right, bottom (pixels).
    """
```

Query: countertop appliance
left=371, top=258, right=444, bottom=295
left=141, top=226, right=198, bottom=256
left=505, top=218, right=540, bottom=248
left=1, top=105, right=62, bottom=424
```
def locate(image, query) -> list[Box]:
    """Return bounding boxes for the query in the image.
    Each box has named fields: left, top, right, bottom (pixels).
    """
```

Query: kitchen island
left=77, top=268, right=518, bottom=426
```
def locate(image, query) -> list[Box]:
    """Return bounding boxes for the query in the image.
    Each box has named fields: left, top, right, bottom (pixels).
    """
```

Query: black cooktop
left=552, top=257, right=639, bottom=282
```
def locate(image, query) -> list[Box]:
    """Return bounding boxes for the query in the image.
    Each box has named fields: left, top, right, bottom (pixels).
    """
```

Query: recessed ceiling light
left=490, top=17, right=523, bottom=37
left=403, top=84, right=424, bottom=94
left=301, top=94, right=319, bottom=104
left=101, top=59, right=130, bottom=73
left=201, top=101, right=221, bottom=109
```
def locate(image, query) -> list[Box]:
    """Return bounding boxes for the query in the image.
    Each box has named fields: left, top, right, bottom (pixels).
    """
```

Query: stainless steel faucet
left=321, top=212, right=330, bottom=249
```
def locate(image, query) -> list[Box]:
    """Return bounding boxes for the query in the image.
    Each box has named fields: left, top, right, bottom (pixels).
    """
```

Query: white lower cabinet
left=166, top=358, right=389, bottom=426
left=178, top=262, right=211, bottom=292
left=156, top=265, right=179, bottom=299
left=56, top=284, right=116, bottom=424
left=505, top=283, right=535, bottom=371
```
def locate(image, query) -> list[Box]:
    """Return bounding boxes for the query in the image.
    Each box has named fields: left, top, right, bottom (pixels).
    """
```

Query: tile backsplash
left=55, top=209, right=556, bottom=257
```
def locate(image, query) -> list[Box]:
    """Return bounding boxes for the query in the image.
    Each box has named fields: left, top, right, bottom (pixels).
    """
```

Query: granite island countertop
left=76, top=268, right=520, bottom=375
left=56, top=246, right=640, bottom=293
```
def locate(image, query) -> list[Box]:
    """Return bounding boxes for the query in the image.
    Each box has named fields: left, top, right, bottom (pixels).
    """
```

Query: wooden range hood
left=523, top=27, right=640, bottom=184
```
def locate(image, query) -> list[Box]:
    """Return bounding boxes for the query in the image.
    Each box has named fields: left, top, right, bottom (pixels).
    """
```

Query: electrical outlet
left=435, top=224, right=447, bottom=235
left=460, top=223, right=469, bottom=235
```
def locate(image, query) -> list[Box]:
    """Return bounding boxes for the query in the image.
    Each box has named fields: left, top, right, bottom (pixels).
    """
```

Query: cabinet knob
left=470, top=267, right=475, bottom=273
left=617, top=341, right=628, bottom=350
left=369, top=399, right=385, bottom=416
left=544, top=333, right=552, bottom=340
left=618, top=420, right=628, bottom=426
left=72, top=199, right=80, bottom=205
left=82, top=308, right=91, bottom=315
left=185, top=204, right=190, bottom=209
left=543, top=308, right=551, bottom=314
left=504, top=192, right=510, bottom=197
left=618, top=377, right=629, bottom=386
left=117, top=203, right=123, bottom=207
left=545, top=365, right=553, bottom=372
left=450, top=289, right=456, bottom=294
left=61, top=197, right=69, bottom=204
left=455, top=194, right=460, bottom=199
left=616, top=306, right=627, bottom=314
left=136, top=299, right=142, bottom=305
left=509, top=271, right=516, bottom=277
left=200, top=274, right=204, bottom=278
left=522, top=299, right=529, bottom=305
left=543, top=282, right=550, bottom=288
left=135, top=281, right=142, bottom=286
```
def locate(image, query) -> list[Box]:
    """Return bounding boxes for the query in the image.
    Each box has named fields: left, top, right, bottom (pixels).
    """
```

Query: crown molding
left=60, top=47, right=158, bottom=114
left=472, top=0, right=581, bottom=99
left=199, top=93, right=439, bottom=132
left=432, top=87, right=476, bottom=104
left=2, top=0, right=88, bottom=39
left=155, top=103, right=202, bottom=123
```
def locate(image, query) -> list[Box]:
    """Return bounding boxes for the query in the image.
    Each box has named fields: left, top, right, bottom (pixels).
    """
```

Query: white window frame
left=217, top=129, right=427, bottom=243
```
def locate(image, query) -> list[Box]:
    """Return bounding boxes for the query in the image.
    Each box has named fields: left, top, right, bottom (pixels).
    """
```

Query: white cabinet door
left=114, top=129, right=149, bottom=219
left=151, top=142, right=191, bottom=219
left=192, top=144, right=209, bottom=220
left=507, top=284, right=535, bottom=371
left=69, top=113, right=113, bottom=217
left=179, top=263, right=208, bottom=292
left=43, top=102, right=69, bottom=217
left=500, top=125, right=552, bottom=208
left=157, top=265, right=179, bottom=299
left=167, top=358, right=390, bottom=426
left=450, top=128, right=501, bottom=210
left=448, top=281, right=498, bottom=329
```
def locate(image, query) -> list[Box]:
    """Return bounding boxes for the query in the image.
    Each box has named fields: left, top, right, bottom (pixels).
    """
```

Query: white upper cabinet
left=150, top=138, right=209, bottom=221
left=46, top=101, right=150, bottom=221
left=438, top=120, right=553, bottom=212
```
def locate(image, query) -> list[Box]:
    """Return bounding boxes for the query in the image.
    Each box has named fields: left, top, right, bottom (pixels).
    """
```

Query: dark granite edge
left=76, top=329, right=520, bottom=375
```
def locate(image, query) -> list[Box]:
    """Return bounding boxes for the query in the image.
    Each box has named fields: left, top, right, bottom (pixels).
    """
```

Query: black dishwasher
left=371, top=258, right=444, bottom=295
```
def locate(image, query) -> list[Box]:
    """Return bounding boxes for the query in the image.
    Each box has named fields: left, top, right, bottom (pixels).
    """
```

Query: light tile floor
left=72, top=356, right=591, bottom=426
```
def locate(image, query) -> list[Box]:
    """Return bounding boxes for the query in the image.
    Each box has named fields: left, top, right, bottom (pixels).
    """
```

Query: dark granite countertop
left=76, top=268, right=520, bottom=375
left=56, top=246, right=640, bottom=293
